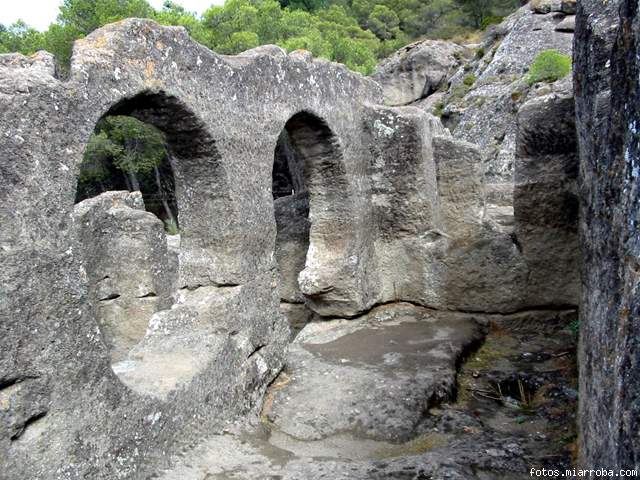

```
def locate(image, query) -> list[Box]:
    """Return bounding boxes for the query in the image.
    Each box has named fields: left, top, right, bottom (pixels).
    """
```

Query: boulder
left=372, top=40, right=467, bottom=106
left=531, top=0, right=577, bottom=14
left=555, top=15, right=576, bottom=32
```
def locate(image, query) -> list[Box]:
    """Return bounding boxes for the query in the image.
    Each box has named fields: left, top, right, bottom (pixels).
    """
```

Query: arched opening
left=273, top=112, right=348, bottom=332
left=73, top=91, right=220, bottom=378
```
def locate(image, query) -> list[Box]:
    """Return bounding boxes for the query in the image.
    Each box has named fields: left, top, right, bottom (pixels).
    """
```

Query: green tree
left=452, top=0, right=517, bottom=29
left=278, top=0, right=328, bottom=12
left=41, top=24, right=83, bottom=70
left=367, top=5, right=400, bottom=40
left=201, top=0, right=379, bottom=73
left=78, top=116, right=177, bottom=223
left=153, top=1, right=211, bottom=45
left=0, top=20, right=45, bottom=55
left=225, top=31, right=260, bottom=51
left=58, top=0, right=154, bottom=35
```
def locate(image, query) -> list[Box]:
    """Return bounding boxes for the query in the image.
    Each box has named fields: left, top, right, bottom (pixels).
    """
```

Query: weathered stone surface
left=157, top=305, right=578, bottom=480
left=0, top=18, right=379, bottom=479
left=531, top=0, right=576, bottom=15
left=555, top=15, right=576, bottom=32
left=448, top=8, right=574, bottom=189
left=575, top=0, right=640, bottom=468
left=379, top=6, right=575, bottom=214
left=364, top=106, right=534, bottom=313
left=514, top=88, right=579, bottom=307
left=366, top=105, right=440, bottom=240
left=266, top=304, right=484, bottom=442
left=73, top=191, right=176, bottom=362
left=273, top=192, right=309, bottom=303
left=432, top=136, right=485, bottom=238
left=0, top=13, right=587, bottom=479
left=372, top=40, right=467, bottom=106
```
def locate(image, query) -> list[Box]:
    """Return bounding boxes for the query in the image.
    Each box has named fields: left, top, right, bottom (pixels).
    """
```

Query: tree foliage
left=77, top=116, right=178, bottom=224
left=58, top=0, right=154, bottom=34
left=0, top=21, right=45, bottom=54
left=79, top=116, right=167, bottom=190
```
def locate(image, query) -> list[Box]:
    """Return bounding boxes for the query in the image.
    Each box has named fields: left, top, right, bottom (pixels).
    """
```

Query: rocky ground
left=156, top=303, right=578, bottom=480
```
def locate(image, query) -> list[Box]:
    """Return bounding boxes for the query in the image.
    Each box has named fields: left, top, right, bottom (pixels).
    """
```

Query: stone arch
left=272, top=111, right=354, bottom=324
left=103, top=91, right=224, bottom=229
left=72, top=90, right=227, bottom=379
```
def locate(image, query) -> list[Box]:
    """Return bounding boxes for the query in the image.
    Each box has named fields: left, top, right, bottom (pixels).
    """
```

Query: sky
left=0, top=0, right=223, bottom=31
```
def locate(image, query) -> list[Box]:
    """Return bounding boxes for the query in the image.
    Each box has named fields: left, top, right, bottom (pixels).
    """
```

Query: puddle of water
left=305, top=320, right=477, bottom=373
left=267, top=430, right=397, bottom=461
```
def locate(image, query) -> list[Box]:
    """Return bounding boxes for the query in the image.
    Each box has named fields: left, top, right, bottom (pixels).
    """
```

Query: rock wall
left=371, top=40, right=467, bottom=106
left=374, top=3, right=575, bottom=222
left=575, top=0, right=640, bottom=468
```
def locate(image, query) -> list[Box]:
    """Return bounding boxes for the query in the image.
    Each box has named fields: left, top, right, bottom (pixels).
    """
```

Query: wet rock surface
left=157, top=304, right=578, bottom=480
left=266, top=304, right=484, bottom=442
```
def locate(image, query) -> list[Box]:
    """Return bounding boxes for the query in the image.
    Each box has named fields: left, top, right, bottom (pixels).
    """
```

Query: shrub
left=527, top=49, right=572, bottom=85
left=481, top=15, right=504, bottom=30
left=463, top=74, right=477, bottom=86
left=433, top=101, right=445, bottom=117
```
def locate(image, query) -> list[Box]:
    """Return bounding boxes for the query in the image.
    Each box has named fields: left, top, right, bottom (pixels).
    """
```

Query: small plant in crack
left=517, top=378, right=536, bottom=413
left=164, top=219, right=179, bottom=235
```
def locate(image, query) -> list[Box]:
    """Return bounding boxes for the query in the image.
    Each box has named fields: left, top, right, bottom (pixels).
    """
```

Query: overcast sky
left=0, top=0, right=223, bottom=31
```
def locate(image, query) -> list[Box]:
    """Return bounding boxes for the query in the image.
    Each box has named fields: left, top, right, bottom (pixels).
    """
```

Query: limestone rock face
left=514, top=87, right=579, bottom=307
left=448, top=7, right=574, bottom=192
left=575, top=0, right=640, bottom=468
left=372, top=40, right=467, bottom=106
left=73, top=191, right=176, bottom=362
left=371, top=5, right=575, bottom=215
